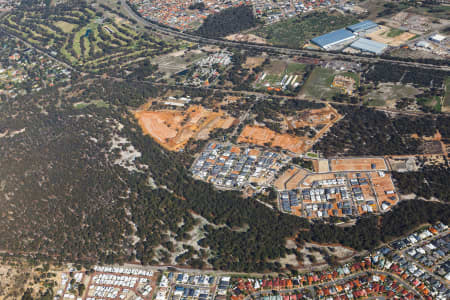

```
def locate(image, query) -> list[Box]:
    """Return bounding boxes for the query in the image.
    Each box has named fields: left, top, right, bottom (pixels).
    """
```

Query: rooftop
left=347, top=20, right=378, bottom=33
left=311, top=29, right=355, bottom=48
left=350, top=38, right=387, bottom=55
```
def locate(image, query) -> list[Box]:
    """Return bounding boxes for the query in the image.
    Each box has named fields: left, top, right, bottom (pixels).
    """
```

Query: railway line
left=120, top=0, right=450, bottom=72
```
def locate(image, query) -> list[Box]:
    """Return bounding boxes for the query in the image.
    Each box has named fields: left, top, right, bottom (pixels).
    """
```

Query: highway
left=120, top=0, right=450, bottom=72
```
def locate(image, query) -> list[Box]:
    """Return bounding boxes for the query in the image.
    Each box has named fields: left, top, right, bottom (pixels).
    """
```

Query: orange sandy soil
left=371, top=172, right=399, bottom=208
left=238, top=125, right=306, bottom=153
left=238, top=105, right=341, bottom=154
left=286, top=105, right=340, bottom=129
left=274, top=167, right=299, bottom=190
left=330, top=158, right=387, bottom=172
left=135, top=105, right=235, bottom=151
left=286, top=168, right=309, bottom=190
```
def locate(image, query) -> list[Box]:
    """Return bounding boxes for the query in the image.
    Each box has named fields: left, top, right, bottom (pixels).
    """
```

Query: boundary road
left=120, top=0, right=450, bottom=72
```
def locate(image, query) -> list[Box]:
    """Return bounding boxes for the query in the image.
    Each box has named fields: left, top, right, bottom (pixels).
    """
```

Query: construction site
left=135, top=104, right=235, bottom=151
left=365, top=25, right=416, bottom=47
left=277, top=157, right=399, bottom=220
left=238, top=105, right=341, bottom=154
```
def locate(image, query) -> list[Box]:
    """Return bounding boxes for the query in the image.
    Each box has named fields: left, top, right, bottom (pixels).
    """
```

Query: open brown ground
left=371, top=172, right=398, bottom=207
left=286, top=168, right=309, bottom=190
left=237, top=125, right=305, bottom=153
left=288, top=106, right=339, bottom=128
left=274, top=167, right=299, bottom=190
left=365, top=25, right=416, bottom=47
left=243, top=56, right=266, bottom=69
left=238, top=106, right=341, bottom=154
left=135, top=105, right=235, bottom=151
left=225, top=33, right=268, bottom=44
left=330, top=158, right=387, bottom=172
left=317, top=159, right=330, bottom=173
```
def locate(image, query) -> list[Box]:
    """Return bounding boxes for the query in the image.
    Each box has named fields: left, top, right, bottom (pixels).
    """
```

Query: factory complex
left=311, top=20, right=389, bottom=55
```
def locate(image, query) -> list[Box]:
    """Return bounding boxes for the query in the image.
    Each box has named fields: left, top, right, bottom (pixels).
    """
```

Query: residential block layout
left=128, top=0, right=251, bottom=31
left=278, top=157, right=399, bottom=219
left=57, top=266, right=157, bottom=300
left=31, top=223, right=450, bottom=300
left=191, top=142, right=290, bottom=191
left=253, top=0, right=340, bottom=22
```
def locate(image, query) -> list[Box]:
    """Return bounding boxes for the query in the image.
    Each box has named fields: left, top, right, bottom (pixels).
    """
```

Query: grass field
left=417, top=96, right=442, bottom=113
left=252, top=12, right=358, bottom=48
left=386, top=28, right=405, bottom=38
left=55, top=21, right=76, bottom=33
left=1, top=5, right=179, bottom=74
left=300, top=67, right=339, bottom=99
left=444, top=77, right=450, bottom=110
left=74, top=100, right=110, bottom=109
left=363, top=83, right=420, bottom=106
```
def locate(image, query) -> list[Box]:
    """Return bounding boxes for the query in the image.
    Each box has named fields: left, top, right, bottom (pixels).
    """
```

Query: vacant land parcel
left=135, top=105, right=235, bottom=151
left=237, top=126, right=306, bottom=153
left=365, top=25, right=416, bottom=46
left=330, top=158, right=388, bottom=172
left=300, top=67, right=359, bottom=100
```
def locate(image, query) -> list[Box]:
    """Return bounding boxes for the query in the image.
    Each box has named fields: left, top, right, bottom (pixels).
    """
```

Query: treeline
left=393, top=165, right=450, bottom=202
left=194, top=5, right=257, bottom=38
left=254, top=98, right=324, bottom=122
left=364, top=62, right=450, bottom=88
left=304, top=200, right=450, bottom=250
left=314, top=106, right=450, bottom=157
left=1, top=79, right=449, bottom=273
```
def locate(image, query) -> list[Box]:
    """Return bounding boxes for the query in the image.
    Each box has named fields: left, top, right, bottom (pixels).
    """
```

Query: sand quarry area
left=238, top=125, right=307, bottom=153
left=238, top=105, right=341, bottom=154
left=365, top=25, right=416, bottom=47
left=135, top=105, right=235, bottom=151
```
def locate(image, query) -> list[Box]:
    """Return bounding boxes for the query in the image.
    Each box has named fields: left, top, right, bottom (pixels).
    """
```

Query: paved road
left=120, top=0, right=450, bottom=72
left=1, top=7, right=448, bottom=118
left=243, top=270, right=423, bottom=300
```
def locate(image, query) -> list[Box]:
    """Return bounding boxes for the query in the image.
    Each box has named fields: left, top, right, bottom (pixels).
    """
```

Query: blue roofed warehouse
left=347, top=20, right=379, bottom=33
left=311, top=29, right=355, bottom=49
left=350, top=38, right=388, bottom=55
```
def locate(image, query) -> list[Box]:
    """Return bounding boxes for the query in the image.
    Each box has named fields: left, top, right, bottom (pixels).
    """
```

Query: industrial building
left=350, top=38, right=388, bottom=55
left=347, top=20, right=379, bottom=33
left=311, top=29, right=355, bottom=50
left=430, top=34, right=447, bottom=43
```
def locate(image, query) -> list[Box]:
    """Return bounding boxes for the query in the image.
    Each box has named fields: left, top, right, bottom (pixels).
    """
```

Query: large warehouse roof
left=347, top=20, right=378, bottom=33
left=311, top=29, right=355, bottom=49
left=350, top=38, right=387, bottom=55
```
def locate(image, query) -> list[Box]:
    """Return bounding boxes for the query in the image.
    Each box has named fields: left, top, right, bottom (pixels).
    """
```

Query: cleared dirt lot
left=135, top=105, right=235, bottom=151
left=239, top=105, right=340, bottom=154
left=286, top=168, right=310, bottom=190
left=371, top=171, right=399, bottom=209
left=237, top=125, right=305, bottom=153
left=365, top=25, right=416, bottom=46
left=274, top=167, right=299, bottom=190
left=225, top=33, right=268, bottom=44
left=330, top=158, right=387, bottom=172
